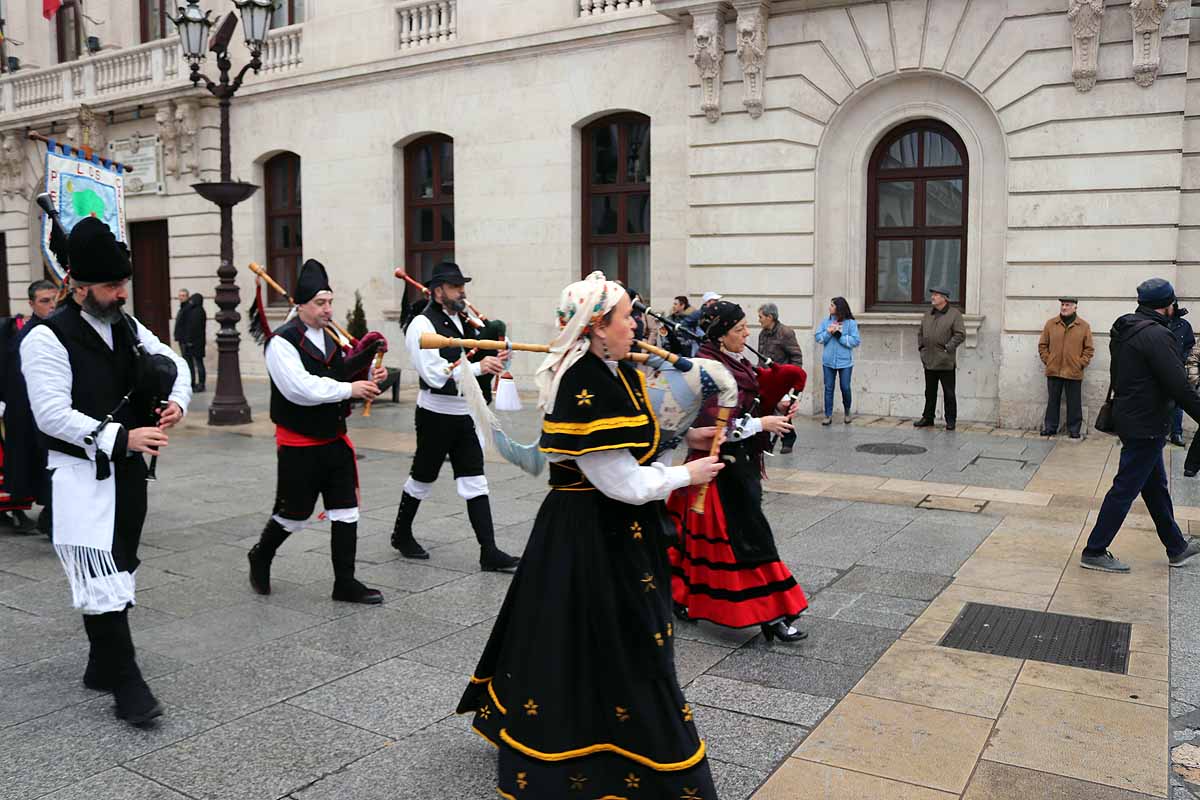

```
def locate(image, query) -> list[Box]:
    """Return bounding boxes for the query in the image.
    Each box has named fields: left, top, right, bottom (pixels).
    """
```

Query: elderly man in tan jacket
left=1038, top=297, right=1095, bottom=439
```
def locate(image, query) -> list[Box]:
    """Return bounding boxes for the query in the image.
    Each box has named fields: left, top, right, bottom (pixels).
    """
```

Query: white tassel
left=495, top=373, right=523, bottom=412
left=457, top=360, right=500, bottom=453
left=54, top=544, right=135, bottom=614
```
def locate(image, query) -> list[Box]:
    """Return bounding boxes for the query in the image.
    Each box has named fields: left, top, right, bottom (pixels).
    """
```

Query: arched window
left=264, top=152, right=302, bottom=306
left=867, top=120, right=967, bottom=309
left=582, top=113, right=650, bottom=297
left=404, top=134, right=454, bottom=305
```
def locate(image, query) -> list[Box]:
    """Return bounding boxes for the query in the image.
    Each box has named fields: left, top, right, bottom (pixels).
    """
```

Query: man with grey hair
left=757, top=302, right=804, bottom=452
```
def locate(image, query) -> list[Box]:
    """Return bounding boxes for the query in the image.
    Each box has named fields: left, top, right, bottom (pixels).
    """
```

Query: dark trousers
left=922, top=369, right=956, bottom=423
left=410, top=407, right=485, bottom=482
left=1043, top=377, right=1083, bottom=435
left=182, top=345, right=205, bottom=388
left=1173, top=407, right=1185, bottom=438
left=1084, top=437, right=1188, bottom=558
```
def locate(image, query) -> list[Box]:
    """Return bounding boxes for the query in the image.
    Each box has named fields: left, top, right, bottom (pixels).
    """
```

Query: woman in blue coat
left=814, top=297, right=860, bottom=425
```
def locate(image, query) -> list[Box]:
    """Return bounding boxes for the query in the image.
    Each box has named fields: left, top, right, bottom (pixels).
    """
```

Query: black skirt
left=458, top=487, right=716, bottom=799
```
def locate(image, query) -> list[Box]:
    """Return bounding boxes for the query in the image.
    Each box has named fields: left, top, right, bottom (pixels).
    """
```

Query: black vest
left=268, top=317, right=349, bottom=438
left=40, top=300, right=139, bottom=459
left=418, top=301, right=478, bottom=396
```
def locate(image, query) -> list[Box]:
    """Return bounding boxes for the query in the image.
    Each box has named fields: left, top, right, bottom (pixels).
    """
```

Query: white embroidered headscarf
left=536, top=271, right=625, bottom=413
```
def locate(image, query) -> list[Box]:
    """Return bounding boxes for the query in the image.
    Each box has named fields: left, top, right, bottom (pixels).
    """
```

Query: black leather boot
left=248, top=518, right=291, bottom=595
left=330, top=521, right=383, bottom=605
left=468, top=496, right=520, bottom=572
left=81, top=613, right=116, bottom=691
left=390, top=492, right=429, bottom=559
left=109, top=609, right=163, bottom=726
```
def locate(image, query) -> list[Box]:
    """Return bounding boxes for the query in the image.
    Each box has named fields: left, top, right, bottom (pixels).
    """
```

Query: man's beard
left=82, top=290, right=125, bottom=323
left=444, top=297, right=467, bottom=314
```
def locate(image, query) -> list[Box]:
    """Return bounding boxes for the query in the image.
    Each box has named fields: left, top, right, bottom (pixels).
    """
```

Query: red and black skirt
left=667, top=443, right=806, bottom=628
left=0, top=442, right=33, bottom=513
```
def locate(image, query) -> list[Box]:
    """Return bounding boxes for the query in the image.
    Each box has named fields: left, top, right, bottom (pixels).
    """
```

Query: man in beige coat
left=1038, top=297, right=1094, bottom=439
left=915, top=287, right=966, bottom=430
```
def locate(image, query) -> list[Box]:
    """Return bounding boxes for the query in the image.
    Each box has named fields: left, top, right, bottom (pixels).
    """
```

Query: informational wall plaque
left=107, top=135, right=164, bottom=195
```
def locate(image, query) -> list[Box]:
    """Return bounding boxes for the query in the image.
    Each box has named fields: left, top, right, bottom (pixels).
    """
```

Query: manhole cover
left=856, top=443, right=928, bottom=456
left=940, top=602, right=1131, bottom=673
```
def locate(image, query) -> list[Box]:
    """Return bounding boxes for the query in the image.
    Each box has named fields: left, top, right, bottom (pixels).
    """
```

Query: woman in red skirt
left=668, top=301, right=809, bottom=641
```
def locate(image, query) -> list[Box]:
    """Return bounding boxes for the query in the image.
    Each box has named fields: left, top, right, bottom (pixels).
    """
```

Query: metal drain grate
left=939, top=602, right=1131, bottom=673
left=856, top=443, right=928, bottom=456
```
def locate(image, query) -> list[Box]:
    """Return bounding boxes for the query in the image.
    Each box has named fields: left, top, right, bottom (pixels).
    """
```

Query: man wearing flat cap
left=915, top=287, right=966, bottom=430
left=395, top=262, right=520, bottom=572
left=1038, top=297, right=1094, bottom=439
left=21, top=216, right=191, bottom=726
left=1081, top=278, right=1200, bottom=573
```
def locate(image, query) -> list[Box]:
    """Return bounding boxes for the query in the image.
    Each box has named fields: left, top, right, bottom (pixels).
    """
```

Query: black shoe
left=82, top=654, right=115, bottom=692
left=946, top=422, right=956, bottom=431
left=780, top=445, right=794, bottom=454
left=673, top=602, right=695, bottom=624
left=36, top=506, right=51, bottom=536
left=394, top=536, right=429, bottom=560
left=1069, top=432, right=1082, bottom=439
left=480, top=547, right=520, bottom=572
left=247, top=519, right=290, bottom=595
left=913, top=418, right=934, bottom=428
left=1171, top=434, right=1186, bottom=447
left=331, top=578, right=384, bottom=604
left=391, top=492, right=429, bottom=559
left=1187, top=469, right=1198, bottom=478
left=113, top=677, right=163, bottom=726
left=760, top=620, right=808, bottom=642
left=0, top=510, right=36, bottom=534
left=1040, top=429, right=1055, bottom=437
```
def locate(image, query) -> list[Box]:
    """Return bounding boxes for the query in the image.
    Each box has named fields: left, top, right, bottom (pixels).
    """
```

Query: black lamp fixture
left=85, top=35, right=101, bottom=53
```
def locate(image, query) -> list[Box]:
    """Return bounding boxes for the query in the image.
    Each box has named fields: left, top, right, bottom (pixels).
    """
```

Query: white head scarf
left=536, top=270, right=625, bottom=413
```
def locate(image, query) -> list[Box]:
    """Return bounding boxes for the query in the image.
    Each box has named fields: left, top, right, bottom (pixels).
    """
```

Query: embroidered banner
left=41, top=140, right=127, bottom=280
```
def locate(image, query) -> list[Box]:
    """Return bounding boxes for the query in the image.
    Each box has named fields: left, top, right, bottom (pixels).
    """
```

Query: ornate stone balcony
left=0, top=26, right=304, bottom=119
left=578, top=0, right=655, bottom=16
left=396, top=0, right=458, bottom=50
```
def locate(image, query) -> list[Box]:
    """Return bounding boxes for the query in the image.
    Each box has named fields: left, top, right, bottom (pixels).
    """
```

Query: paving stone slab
left=400, top=618, right=497, bottom=676
left=389, top=572, right=520, bottom=626
left=288, top=607, right=457, bottom=666
left=857, top=524, right=994, bottom=577
left=289, top=656, right=465, bottom=738
left=0, top=649, right=104, bottom=727
left=35, top=767, right=193, bottom=800
left=753, top=616, right=900, bottom=667
left=250, top=578, right=399, bottom=620
left=0, top=606, right=90, bottom=665
left=687, top=674, right=835, bottom=727
left=0, top=695, right=220, bottom=800
left=693, top=703, right=807, bottom=772
left=709, top=757, right=769, bottom=800
left=782, top=562, right=844, bottom=595
left=0, top=568, right=35, bottom=593
left=830, top=565, right=951, bottom=600
left=137, top=601, right=325, bottom=666
left=708, top=648, right=869, bottom=698
left=129, top=703, right=389, bottom=800
left=353, top=559, right=470, bottom=592
left=672, top=618, right=760, bottom=648
left=675, top=637, right=737, bottom=686
left=135, top=575, right=264, bottom=618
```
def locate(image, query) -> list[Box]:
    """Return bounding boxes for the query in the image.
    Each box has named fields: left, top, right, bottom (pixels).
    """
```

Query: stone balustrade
left=397, top=0, right=457, bottom=49
left=578, top=0, right=654, bottom=16
left=0, top=26, right=303, bottom=117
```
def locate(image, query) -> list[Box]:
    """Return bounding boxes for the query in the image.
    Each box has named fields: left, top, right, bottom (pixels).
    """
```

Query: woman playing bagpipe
left=458, top=271, right=725, bottom=799
left=667, top=301, right=810, bottom=642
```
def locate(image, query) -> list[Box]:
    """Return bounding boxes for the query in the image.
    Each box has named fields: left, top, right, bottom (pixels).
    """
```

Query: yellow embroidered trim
left=497, top=728, right=707, bottom=772
left=541, top=442, right=652, bottom=456
left=551, top=486, right=597, bottom=492
left=542, top=415, right=649, bottom=435
left=473, top=725, right=499, bottom=749
left=635, top=368, right=661, bottom=465
left=488, top=681, right=508, bottom=716
left=470, top=675, right=493, bottom=685
left=495, top=789, right=517, bottom=800
left=617, top=368, right=642, bottom=410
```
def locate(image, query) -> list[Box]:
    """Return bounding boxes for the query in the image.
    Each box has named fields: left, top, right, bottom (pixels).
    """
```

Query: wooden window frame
left=403, top=134, right=454, bottom=304
left=139, top=0, right=171, bottom=43
left=264, top=152, right=302, bottom=306
left=273, top=0, right=303, bottom=27
left=866, top=119, right=968, bottom=310
left=56, top=0, right=83, bottom=64
left=581, top=113, right=651, bottom=284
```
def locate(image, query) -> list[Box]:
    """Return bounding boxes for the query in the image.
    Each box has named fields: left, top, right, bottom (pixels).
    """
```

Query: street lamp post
left=171, top=0, right=274, bottom=425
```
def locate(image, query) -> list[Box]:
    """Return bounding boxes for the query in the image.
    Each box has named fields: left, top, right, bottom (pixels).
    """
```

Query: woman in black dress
left=458, top=271, right=724, bottom=799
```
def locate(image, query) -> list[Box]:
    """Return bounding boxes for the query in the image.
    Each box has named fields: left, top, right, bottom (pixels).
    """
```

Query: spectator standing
left=814, top=297, right=860, bottom=427
left=1038, top=297, right=1094, bottom=439
left=915, top=288, right=966, bottom=430
left=1170, top=303, right=1195, bottom=446
left=175, top=290, right=207, bottom=392
left=1081, top=278, right=1200, bottom=572
left=757, top=303, right=805, bottom=453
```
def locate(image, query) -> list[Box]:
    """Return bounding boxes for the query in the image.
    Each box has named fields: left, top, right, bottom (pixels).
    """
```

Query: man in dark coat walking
left=1081, top=278, right=1200, bottom=572
left=174, top=290, right=206, bottom=392
left=1169, top=303, right=1195, bottom=446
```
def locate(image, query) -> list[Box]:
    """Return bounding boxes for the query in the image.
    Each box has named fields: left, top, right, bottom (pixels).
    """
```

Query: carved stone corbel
left=1067, top=0, right=1105, bottom=92
left=1130, top=0, right=1168, bottom=88
left=156, top=102, right=179, bottom=178
left=174, top=98, right=201, bottom=177
left=692, top=6, right=727, bottom=124
left=66, top=104, right=106, bottom=152
left=0, top=131, right=26, bottom=199
left=734, top=1, right=768, bottom=118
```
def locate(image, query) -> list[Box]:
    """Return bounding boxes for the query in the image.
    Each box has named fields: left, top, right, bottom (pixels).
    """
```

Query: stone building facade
left=0, top=0, right=1194, bottom=427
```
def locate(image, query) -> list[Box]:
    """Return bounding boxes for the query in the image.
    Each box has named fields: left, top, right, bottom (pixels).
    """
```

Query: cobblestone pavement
left=1, top=382, right=1197, bottom=799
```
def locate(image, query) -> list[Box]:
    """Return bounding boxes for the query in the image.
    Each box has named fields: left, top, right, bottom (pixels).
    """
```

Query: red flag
left=43, top=0, right=62, bottom=20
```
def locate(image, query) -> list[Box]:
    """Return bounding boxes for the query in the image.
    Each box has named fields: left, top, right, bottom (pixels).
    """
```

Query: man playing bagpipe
left=247, top=258, right=389, bottom=605
left=395, top=261, right=520, bottom=571
left=22, top=217, right=191, bottom=726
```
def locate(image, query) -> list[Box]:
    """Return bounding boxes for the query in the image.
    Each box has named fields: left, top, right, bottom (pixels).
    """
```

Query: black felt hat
left=294, top=259, right=332, bottom=305
left=704, top=300, right=746, bottom=342
left=67, top=217, right=131, bottom=284
left=427, top=261, right=471, bottom=290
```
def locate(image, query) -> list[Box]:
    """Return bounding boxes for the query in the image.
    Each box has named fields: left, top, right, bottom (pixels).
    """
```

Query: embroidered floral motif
left=479, top=702, right=492, bottom=719
left=615, top=705, right=632, bottom=722
left=516, top=772, right=529, bottom=790
left=654, top=632, right=664, bottom=647
left=569, top=773, right=589, bottom=791
left=630, top=521, right=643, bottom=541
left=667, top=623, right=673, bottom=637
left=524, top=698, right=539, bottom=717
left=575, top=389, right=594, bottom=407
left=679, top=789, right=702, bottom=799
left=682, top=703, right=693, bottom=722
left=625, top=772, right=641, bottom=789
left=640, top=573, right=656, bottom=592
